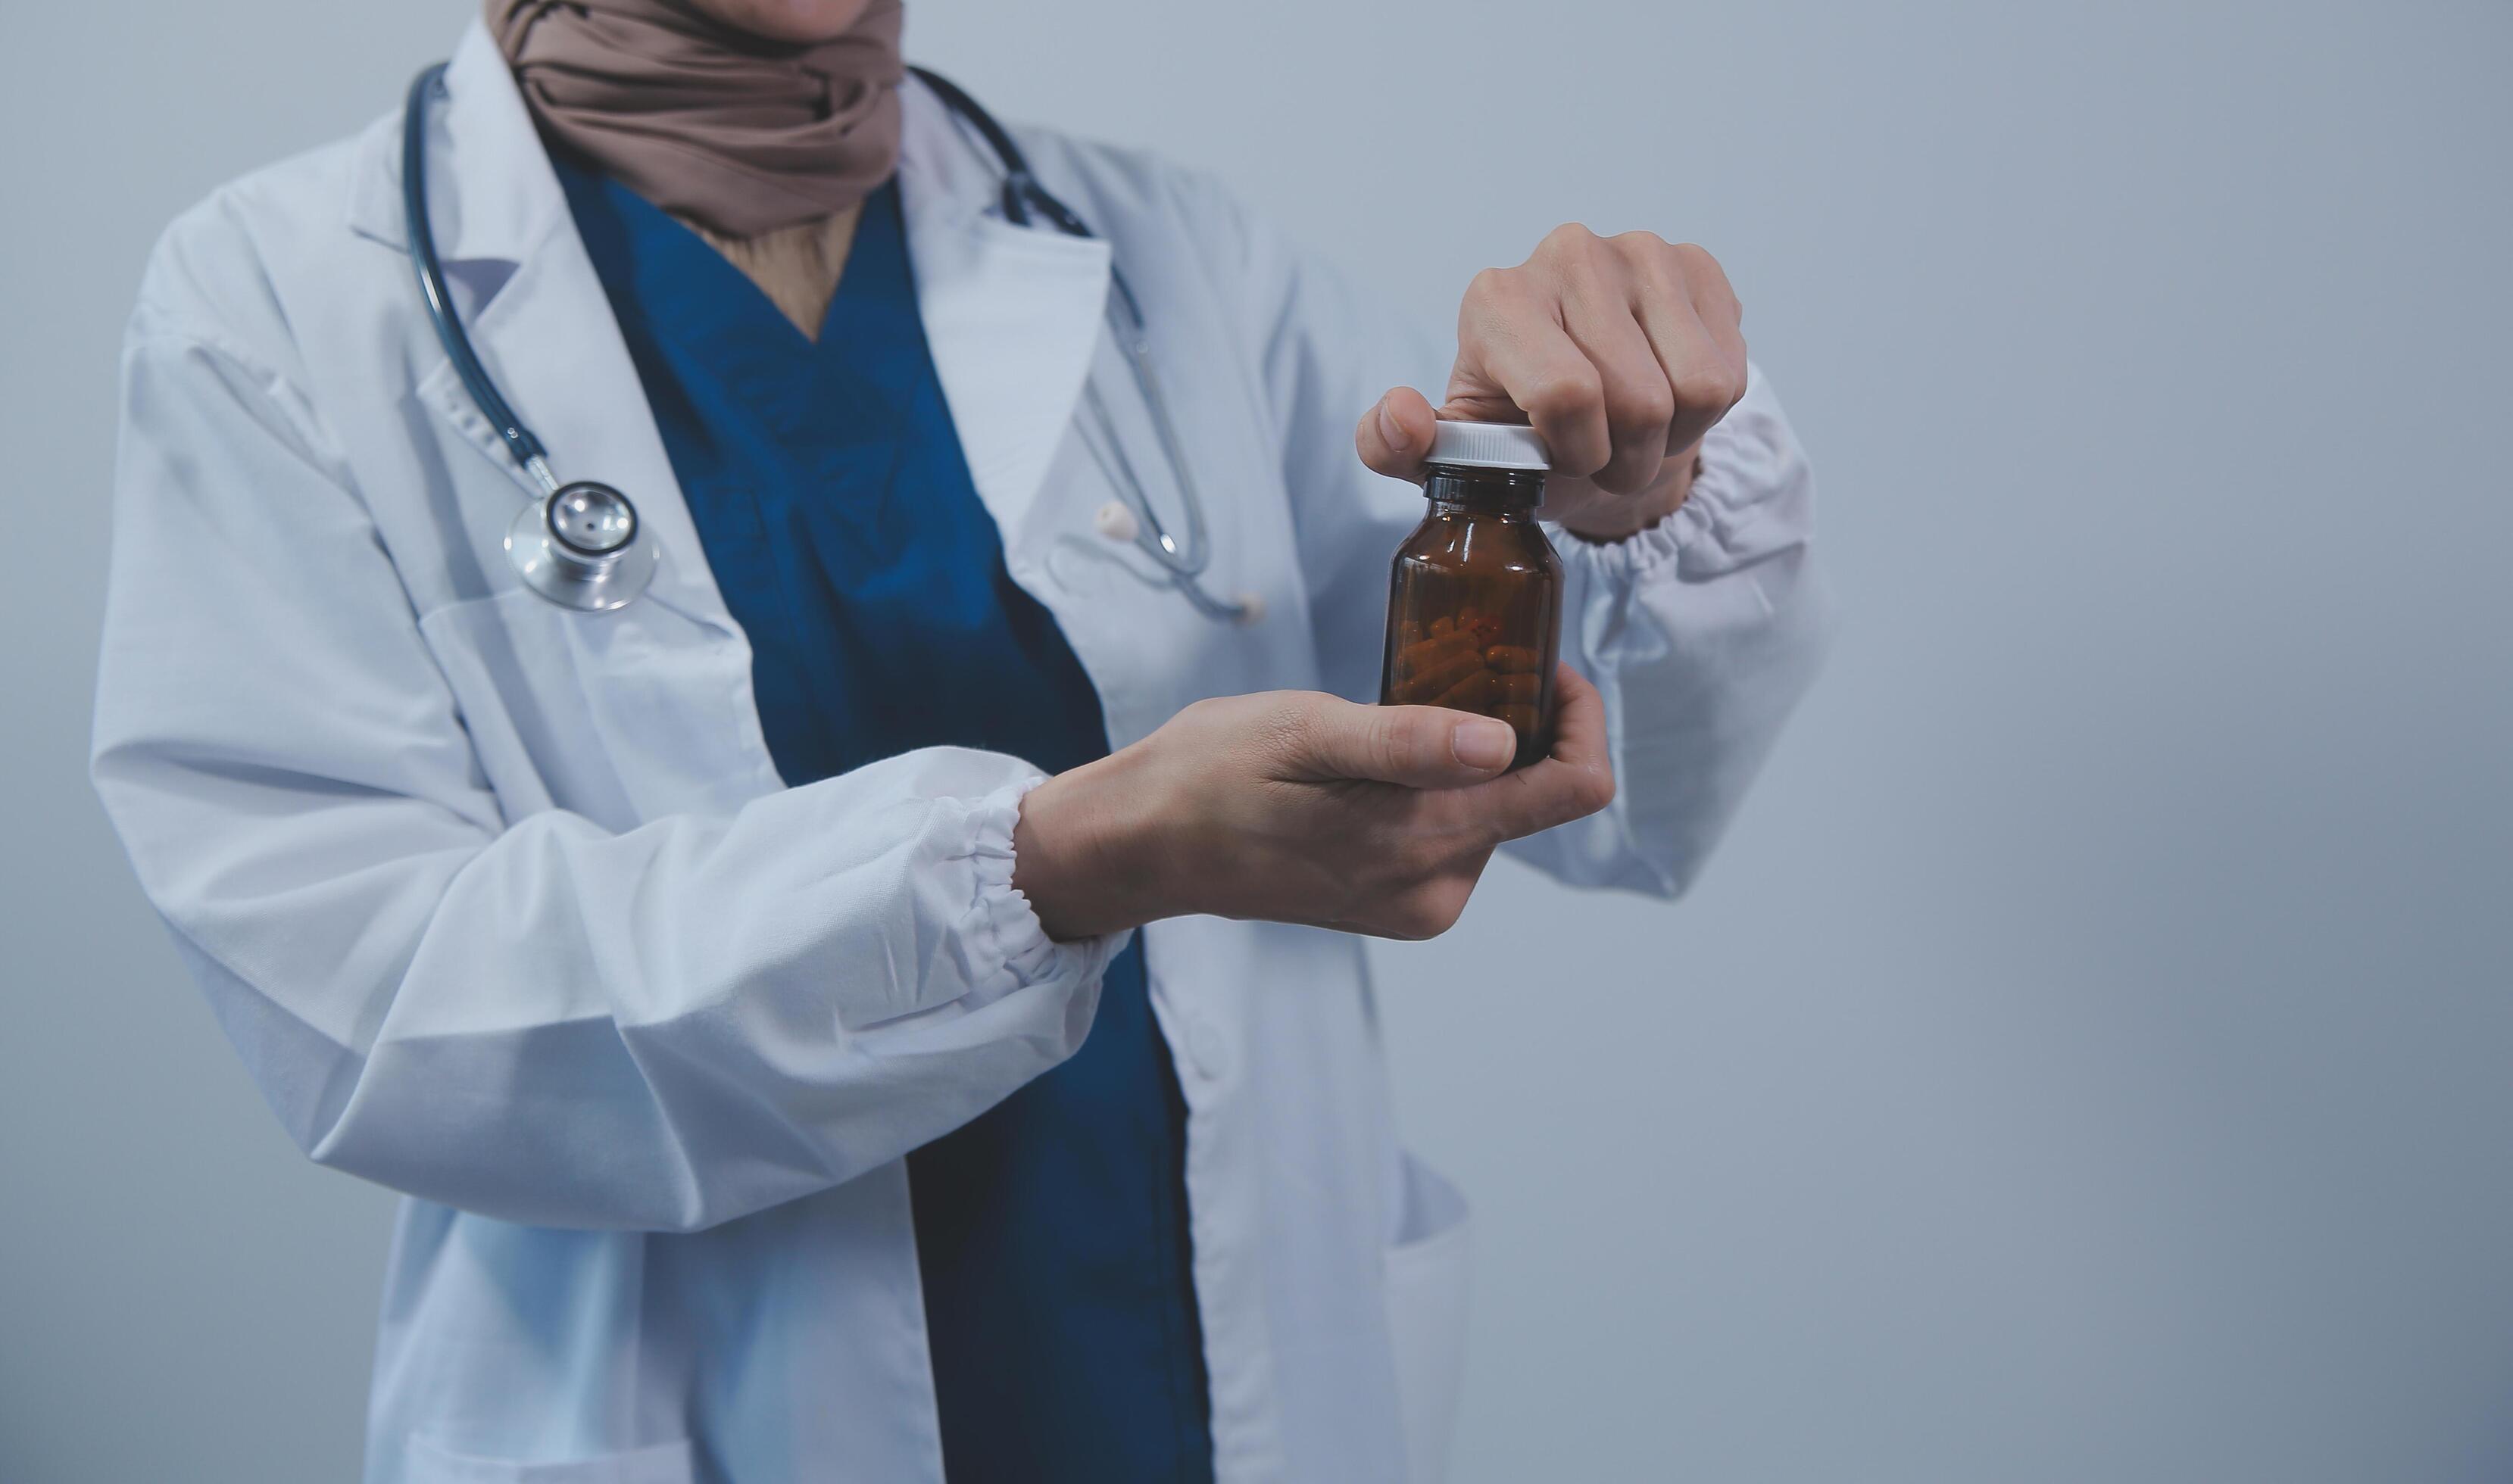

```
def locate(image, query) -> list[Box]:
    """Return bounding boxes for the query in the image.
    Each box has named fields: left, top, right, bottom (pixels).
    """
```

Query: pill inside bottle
left=1378, top=422, right=1563, bottom=769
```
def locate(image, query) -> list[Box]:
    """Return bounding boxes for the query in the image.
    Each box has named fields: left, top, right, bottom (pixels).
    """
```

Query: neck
left=679, top=201, right=867, bottom=340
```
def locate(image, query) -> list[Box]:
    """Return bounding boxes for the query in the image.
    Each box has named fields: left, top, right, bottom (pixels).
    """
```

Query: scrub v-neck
left=556, top=160, right=1214, bottom=1484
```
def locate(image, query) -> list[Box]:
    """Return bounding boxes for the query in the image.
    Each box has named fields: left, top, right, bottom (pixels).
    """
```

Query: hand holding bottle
left=1013, top=666, right=1613, bottom=942
left=1355, top=225, right=1747, bottom=541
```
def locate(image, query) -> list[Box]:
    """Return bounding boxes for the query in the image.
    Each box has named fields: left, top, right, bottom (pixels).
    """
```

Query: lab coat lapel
left=894, top=82, right=1113, bottom=550
left=356, top=38, right=1111, bottom=625
left=356, top=21, right=737, bottom=638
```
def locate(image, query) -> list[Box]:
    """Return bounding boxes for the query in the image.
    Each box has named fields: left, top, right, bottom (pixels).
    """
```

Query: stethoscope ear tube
left=403, top=64, right=548, bottom=475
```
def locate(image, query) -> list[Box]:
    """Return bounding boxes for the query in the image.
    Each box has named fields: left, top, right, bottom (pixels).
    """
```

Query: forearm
left=1013, top=742, right=1175, bottom=942
left=100, top=747, right=1117, bottom=1232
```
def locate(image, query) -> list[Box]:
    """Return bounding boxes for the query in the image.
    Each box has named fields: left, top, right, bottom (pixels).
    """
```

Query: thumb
left=1355, top=386, right=1440, bottom=482
left=1288, top=697, right=1518, bottom=788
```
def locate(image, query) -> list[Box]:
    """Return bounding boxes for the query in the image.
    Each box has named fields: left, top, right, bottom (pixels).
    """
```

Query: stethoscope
left=401, top=61, right=1251, bottom=622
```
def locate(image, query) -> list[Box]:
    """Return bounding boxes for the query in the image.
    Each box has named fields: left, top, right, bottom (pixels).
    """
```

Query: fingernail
left=1376, top=401, right=1409, bottom=457
left=1451, top=719, right=1515, bottom=770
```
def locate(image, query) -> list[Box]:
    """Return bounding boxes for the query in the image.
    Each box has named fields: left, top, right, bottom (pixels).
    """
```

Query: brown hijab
left=486, top=0, right=906, bottom=238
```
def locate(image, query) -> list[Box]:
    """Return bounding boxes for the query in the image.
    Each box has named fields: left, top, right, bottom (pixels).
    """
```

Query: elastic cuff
left=1546, top=379, right=1793, bottom=585
left=957, top=777, right=1129, bottom=1005
left=1545, top=506, right=1690, bottom=584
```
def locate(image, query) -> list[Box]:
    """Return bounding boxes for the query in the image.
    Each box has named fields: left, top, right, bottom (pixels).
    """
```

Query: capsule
left=1394, top=646, right=1486, bottom=703
left=1394, top=631, right=1480, bottom=681
left=1429, top=669, right=1499, bottom=711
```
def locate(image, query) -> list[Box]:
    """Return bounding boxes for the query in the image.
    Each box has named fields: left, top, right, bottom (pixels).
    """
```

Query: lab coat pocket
left=418, top=585, right=772, bottom=832
left=1385, top=1152, right=1473, bottom=1484
left=402, top=1433, right=697, bottom=1484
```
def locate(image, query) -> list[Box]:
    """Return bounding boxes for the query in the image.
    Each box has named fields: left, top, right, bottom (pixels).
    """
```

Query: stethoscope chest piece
left=505, top=481, right=657, bottom=612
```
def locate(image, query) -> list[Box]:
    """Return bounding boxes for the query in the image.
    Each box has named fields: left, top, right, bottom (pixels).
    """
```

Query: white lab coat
left=91, top=21, right=1830, bottom=1484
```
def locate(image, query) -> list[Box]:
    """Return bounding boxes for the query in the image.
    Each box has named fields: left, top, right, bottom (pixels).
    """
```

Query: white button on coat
left=1093, top=497, right=1140, bottom=544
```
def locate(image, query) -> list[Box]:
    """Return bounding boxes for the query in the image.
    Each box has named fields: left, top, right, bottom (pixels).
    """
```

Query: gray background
left=3, top=0, right=2507, bottom=1479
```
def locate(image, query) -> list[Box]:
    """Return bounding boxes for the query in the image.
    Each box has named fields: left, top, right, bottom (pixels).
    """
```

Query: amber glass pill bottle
left=1378, top=422, right=1563, bottom=768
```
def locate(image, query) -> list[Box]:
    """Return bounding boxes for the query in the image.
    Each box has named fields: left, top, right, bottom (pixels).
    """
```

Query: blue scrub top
left=557, top=161, right=1213, bottom=1483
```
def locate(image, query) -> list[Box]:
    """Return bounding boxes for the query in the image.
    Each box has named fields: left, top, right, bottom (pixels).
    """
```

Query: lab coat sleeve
left=91, top=314, right=1120, bottom=1234
left=1171, top=170, right=1834, bottom=898
left=1510, top=366, right=1836, bottom=895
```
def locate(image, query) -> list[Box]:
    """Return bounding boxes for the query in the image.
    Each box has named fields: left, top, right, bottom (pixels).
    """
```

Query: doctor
left=92, top=1, right=1828, bottom=1480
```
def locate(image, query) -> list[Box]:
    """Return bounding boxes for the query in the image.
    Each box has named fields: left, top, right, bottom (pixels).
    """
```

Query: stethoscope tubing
left=403, top=63, right=554, bottom=490
left=404, top=60, right=1247, bottom=621
left=907, top=66, right=1241, bottom=619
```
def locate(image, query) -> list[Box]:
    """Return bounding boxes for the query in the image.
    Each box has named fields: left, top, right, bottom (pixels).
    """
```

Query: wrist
left=1011, top=748, right=1172, bottom=941
left=1559, top=447, right=1701, bottom=543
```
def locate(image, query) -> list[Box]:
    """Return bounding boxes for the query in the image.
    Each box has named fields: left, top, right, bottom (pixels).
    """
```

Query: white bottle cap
left=1424, top=420, right=1550, bottom=472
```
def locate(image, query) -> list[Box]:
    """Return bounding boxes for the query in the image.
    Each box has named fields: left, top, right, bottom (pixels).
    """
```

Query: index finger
left=1443, top=665, right=1617, bottom=842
